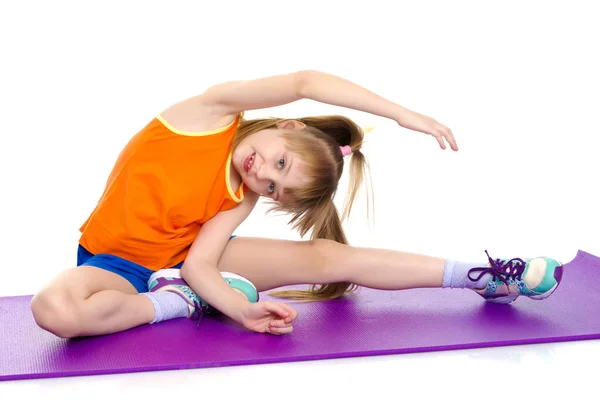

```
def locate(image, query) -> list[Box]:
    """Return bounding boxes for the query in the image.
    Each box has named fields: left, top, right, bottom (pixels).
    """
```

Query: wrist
left=235, top=300, right=253, bottom=325
left=392, top=105, right=416, bottom=125
left=181, top=264, right=252, bottom=324
left=395, top=108, right=437, bottom=135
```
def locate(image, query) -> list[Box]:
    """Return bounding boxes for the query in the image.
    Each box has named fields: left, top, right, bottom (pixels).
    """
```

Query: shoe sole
left=529, top=281, right=559, bottom=300
left=220, top=272, right=257, bottom=290
left=485, top=294, right=519, bottom=304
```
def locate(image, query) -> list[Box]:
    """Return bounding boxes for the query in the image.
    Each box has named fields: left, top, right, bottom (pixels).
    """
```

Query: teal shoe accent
left=225, top=277, right=259, bottom=303
left=532, top=257, right=562, bottom=293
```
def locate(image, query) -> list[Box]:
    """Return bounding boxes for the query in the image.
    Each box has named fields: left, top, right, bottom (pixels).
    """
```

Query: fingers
left=280, top=304, right=298, bottom=323
left=435, top=134, right=446, bottom=150
left=264, top=301, right=297, bottom=335
left=432, top=124, right=458, bottom=151
left=262, top=301, right=289, bottom=318
left=268, top=319, right=294, bottom=335
left=263, top=301, right=297, bottom=321
left=268, top=325, right=294, bottom=335
left=444, top=127, right=458, bottom=151
left=269, top=318, right=292, bottom=328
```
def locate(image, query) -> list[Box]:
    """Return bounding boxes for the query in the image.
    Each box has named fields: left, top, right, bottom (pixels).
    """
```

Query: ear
left=277, top=119, right=306, bottom=130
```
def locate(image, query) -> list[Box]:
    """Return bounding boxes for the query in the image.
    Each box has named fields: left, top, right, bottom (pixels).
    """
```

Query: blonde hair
left=232, top=115, right=372, bottom=301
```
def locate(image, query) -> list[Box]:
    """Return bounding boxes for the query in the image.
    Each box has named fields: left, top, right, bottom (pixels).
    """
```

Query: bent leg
left=217, top=237, right=446, bottom=292
left=31, top=266, right=155, bottom=338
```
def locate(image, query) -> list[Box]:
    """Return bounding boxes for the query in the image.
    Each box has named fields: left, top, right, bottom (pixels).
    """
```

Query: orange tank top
left=78, top=113, right=248, bottom=271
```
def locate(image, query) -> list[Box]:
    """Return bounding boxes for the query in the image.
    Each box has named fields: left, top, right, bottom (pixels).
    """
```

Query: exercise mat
left=1, top=249, right=599, bottom=381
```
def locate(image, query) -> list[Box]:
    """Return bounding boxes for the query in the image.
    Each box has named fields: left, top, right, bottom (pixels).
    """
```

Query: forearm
left=181, top=262, right=249, bottom=324
left=299, top=70, right=412, bottom=123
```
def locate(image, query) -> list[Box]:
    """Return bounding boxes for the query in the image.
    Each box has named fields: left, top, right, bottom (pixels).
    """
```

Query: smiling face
left=231, top=127, right=312, bottom=203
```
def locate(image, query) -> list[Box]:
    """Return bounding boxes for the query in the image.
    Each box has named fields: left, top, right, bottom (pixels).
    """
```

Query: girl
left=31, top=70, right=563, bottom=338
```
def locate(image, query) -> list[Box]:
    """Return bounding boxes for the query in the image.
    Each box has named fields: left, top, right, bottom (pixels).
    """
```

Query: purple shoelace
left=191, top=303, right=222, bottom=327
left=468, top=250, right=527, bottom=286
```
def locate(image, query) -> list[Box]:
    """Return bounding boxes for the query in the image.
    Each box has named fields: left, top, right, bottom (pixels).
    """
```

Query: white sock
left=141, top=291, right=190, bottom=324
left=442, top=260, right=489, bottom=290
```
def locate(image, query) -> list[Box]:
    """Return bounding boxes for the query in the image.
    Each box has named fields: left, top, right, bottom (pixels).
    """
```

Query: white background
left=1, top=0, right=598, bottom=398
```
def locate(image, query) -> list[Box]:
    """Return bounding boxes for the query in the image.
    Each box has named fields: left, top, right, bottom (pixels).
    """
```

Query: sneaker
left=147, top=269, right=259, bottom=319
left=468, top=250, right=564, bottom=304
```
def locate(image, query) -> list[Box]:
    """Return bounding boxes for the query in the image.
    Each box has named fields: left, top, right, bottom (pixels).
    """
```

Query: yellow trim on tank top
left=225, top=152, right=245, bottom=203
left=155, top=112, right=243, bottom=137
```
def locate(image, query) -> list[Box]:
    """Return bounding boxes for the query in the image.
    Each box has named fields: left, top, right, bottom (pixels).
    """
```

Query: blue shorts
left=76, top=245, right=182, bottom=293
left=76, top=236, right=236, bottom=293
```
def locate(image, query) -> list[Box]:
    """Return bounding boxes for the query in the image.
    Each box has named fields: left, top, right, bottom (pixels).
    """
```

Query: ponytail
left=297, top=115, right=373, bottom=223
left=267, top=115, right=374, bottom=302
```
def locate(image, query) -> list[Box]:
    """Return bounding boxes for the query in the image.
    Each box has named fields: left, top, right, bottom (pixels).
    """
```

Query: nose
left=256, top=161, right=273, bottom=181
left=256, top=162, right=268, bottom=179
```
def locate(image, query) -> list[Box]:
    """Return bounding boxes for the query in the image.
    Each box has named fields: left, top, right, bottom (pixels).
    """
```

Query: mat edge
left=2, top=334, right=600, bottom=382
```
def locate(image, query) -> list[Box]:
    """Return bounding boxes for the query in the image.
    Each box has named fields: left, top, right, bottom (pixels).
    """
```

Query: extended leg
left=216, top=237, right=563, bottom=303
left=217, top=237, right=446, bottom=292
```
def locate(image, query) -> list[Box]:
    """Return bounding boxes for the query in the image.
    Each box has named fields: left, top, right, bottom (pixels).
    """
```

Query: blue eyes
left=268, top=157, right=285, bottom=194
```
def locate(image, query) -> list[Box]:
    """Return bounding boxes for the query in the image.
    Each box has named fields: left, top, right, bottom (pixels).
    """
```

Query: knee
left=310, top=238, right=345, bottom=255
left=31, top=290, right=82, bottom=339
left=309, top=238, right=337, bottom=252
left=307, top=239, right=346, bottom=278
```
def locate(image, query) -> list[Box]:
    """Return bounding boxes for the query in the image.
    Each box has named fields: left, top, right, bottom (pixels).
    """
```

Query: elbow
left=295, top=69, right=319, bottom=98
left=180, top=263, right=194, bottom=283
left=180, top=260, right=208, bottom=282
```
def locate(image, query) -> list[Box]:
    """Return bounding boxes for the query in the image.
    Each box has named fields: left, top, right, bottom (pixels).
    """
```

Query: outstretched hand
left=241, top=301, right=298, bottom=335
left=397, top=110, right=458, bottom=151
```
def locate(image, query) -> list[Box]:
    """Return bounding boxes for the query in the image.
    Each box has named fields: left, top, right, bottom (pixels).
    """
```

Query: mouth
left=243, top=152, right=256, bottom=172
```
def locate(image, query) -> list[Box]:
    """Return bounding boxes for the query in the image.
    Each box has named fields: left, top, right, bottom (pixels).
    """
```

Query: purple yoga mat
left=1, top=250, right=599, bottom=381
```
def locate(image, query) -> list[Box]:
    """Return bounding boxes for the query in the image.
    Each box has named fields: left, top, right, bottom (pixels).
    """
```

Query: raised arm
left=199, top=70, right=457, bottom=151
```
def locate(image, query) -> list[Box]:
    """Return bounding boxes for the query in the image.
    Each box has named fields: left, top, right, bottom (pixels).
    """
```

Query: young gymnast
left=30, top=70, right=563, bottom=338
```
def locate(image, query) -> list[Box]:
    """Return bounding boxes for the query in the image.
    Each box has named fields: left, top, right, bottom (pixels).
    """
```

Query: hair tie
left=363, top=125, right=374, bottom=134
left=339, top=145, right=352, bottom=157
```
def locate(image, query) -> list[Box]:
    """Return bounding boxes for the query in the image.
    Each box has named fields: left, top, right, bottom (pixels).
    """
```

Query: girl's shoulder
left=157, top=95, right=241, bottom=135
